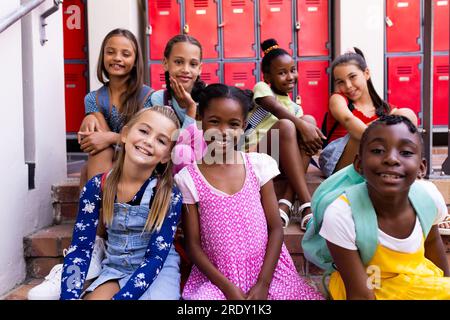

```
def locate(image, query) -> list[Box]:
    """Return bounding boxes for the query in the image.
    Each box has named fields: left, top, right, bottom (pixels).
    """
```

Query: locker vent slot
left=306, top=0, right=320, bottom=4
left=233, top=72, right=248, bottom=80
left=268, top=0, right=283, bottom=5
left=231, top=0, right=246, bottom=6
left=437, top=65, right=449, bottom=74
left=306, top=70, right=321, bottom=79
left=157, top=0, right=171, bottom=9
left=65, top=73, right=79, bottom=82
left=396, top=66, right=412, bottom=75
left=202, top=73, right=211, bottom=81
left=159, top=73, right=166, bottom=82
left=194, top=0, right=209, bottom=7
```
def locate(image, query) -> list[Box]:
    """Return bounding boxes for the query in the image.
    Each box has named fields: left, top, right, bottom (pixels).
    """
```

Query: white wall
left=87, top=0, right=144, bottom=90
left=0, top=0, right=66, bottom=295
left=334, top=0, right=385, bottom=96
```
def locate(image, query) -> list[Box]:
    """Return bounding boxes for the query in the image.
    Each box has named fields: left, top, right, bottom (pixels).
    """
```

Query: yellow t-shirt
left=246, top=81, right=303, bottom=147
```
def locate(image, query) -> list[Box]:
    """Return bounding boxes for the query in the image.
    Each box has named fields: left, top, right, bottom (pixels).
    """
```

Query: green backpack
left=302, top=165, right=437, bottom=294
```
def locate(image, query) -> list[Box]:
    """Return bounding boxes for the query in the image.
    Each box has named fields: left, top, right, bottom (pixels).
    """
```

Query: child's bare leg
left=278, top=183, right=295, bottom=214
left=83, top=280, right=120, bottom=300
left=258, top=119, right=312, bottom=210
left=86, top=147, right=115, bottom=181
left=334, top=136, right=360, bottom=173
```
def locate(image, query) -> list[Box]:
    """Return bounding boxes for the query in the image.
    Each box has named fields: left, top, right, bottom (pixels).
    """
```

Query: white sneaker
left=27, top=236, right=106, bottom=300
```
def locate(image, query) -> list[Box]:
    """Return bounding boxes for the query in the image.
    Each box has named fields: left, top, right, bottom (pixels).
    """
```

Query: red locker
left=387, top=56, right=422, bottom=123
left=386, top=0, right=421, bottom=53
left=200, top=63, right=220, bottom=85
left=297, top=0, right=329, bottom=57
left=297, top=60, right=329, bottom=126
left=185, top=0, right=219, bottom=59
left=224, top=62, right=256, bottom=90
left=64, top=64, right=88, bottom=133
left=62, top=0, right=86, bottom=60
left=259, top=0, right=293, bottom=55
left=222, top=0, right=255, bottom=58
left=433, top=55, right=449, bottom=126
left=150, top=64, right=167, bottom=90
left=434, top=0, right=449, bottom=52
left=148, top=0, right=181, bottom=60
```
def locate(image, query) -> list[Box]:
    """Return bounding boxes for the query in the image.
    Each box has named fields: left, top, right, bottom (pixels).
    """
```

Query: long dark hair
left=163, top=34, right=206, bottom=102
left=97, top=28, right=145, bottom=126
left=331, top=47, right=390, bottom=116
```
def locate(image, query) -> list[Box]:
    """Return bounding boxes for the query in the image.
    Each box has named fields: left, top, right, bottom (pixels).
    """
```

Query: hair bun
left=261, top=38, right=279, bottom=55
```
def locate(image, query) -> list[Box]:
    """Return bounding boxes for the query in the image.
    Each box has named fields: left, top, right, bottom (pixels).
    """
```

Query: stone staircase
left=3, top=151, right=450, bottom=300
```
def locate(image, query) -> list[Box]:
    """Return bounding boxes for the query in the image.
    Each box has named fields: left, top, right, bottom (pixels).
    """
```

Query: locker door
left=259, top=0, right=293, bottom=55
left=64, top=64, right=88, bottom=133
left=150, top=64, right=167, bottom=90
left=297, top=60, right=329, bottom=126
left=386, top=0, right=421, bottom=53
left=222, top=0, right=255, bottom=58
left=62, top=0, right=86, bottom=60
left=224, top=62, right=256, bottom=90
left=387, top=56, right=422, bottom=123
left=185, top=0, right=219, bottom=59
left=148, top=0, right=181, bottom=60
left=433, top=55, right=449, bottom=126
left=297, top=0, right=329, bottom=57
left=200, top=63, right=220, bottom=85
left=434, top=0, right=449, bottom=52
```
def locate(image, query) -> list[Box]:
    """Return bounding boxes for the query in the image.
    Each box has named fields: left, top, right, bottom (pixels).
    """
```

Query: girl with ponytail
left=319, top=47, right=418, bottom=178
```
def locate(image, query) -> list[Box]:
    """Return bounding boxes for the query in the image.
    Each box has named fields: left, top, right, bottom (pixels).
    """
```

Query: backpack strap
left=100, top=172, right=109, bottom=193
left=344, top=182, right=379, bottom=266
left=408, top=182, right=437, bottom=237
left=138, top=85, right=154, bottom=107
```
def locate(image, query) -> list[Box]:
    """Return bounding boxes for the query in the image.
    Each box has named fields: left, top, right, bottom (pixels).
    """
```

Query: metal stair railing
left=0, top=0, right=46, bottom=34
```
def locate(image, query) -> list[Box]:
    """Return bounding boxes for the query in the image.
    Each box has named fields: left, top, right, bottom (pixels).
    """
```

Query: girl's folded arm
left=329, top=94, right=367, bottom=140
left=424, top=225, right=450, bottom=276
left=112, top=189, right=183, bottom=300
left=326, top=240, right=375, bottom=300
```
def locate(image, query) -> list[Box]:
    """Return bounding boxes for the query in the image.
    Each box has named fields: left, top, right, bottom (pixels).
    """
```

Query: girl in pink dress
left=174, top=84, right=324, bottom=300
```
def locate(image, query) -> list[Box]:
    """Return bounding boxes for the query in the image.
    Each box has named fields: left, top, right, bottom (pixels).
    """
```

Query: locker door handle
left=385, top=17, right=394, bottom=27
left=183, top=24, right=190, bottom=34
left=218, top=22, right=225, bottom=28
left=295, top=22, right=301, bottom=30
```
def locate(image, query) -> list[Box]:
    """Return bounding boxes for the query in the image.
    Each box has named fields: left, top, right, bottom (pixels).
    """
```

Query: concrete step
left=2, top=279, right=43, bottom=300
left=51, top=178, right=80, bottom=224
left=23, top=223, right=72, bottom=278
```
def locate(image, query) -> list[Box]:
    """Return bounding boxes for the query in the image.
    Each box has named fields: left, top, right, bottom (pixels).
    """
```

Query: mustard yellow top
left=329, top=239, right=450, bottom=300
left=246, top=82, right=303, bottom=148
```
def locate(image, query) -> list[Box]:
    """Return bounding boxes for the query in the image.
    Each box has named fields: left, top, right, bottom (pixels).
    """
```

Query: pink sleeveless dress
left=182, top=153, right=324, bottom=300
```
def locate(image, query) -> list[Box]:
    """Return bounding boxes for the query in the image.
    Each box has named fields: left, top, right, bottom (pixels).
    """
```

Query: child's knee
left=301, top=114, right=317, bottom=126
left=277, top=119, right=296, bottom=139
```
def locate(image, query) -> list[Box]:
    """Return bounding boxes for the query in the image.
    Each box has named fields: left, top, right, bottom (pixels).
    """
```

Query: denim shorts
left=319, top=134, right=350, bottom=178
left=83, top=245, right=181, bottom=300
